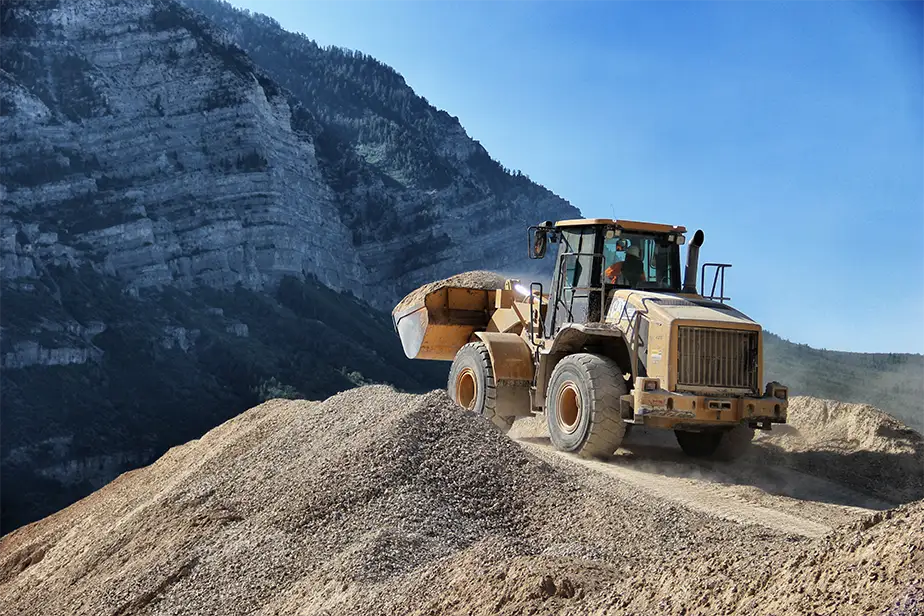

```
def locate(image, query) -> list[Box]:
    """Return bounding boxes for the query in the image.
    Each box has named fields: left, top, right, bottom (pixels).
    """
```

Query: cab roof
left=555, top=218, right=687, bottom=234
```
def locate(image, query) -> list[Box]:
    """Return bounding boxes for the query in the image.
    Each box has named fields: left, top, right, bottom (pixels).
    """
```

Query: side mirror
left=528, top=224, right=551, bottom=259
left=532, top=229, right=548, bottom=259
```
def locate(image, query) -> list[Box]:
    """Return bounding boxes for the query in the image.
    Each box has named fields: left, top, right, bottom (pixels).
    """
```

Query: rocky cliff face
left=1, top=0, right=581, bottom=532
left=1, top=0, right=579, bottom=314
left=1, top=0, right=367, bottom=300
left=180, top=0, right=581, bottom=302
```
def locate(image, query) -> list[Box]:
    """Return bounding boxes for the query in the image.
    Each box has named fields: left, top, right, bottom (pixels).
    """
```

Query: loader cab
left=529, top=219, right=686, bottom=337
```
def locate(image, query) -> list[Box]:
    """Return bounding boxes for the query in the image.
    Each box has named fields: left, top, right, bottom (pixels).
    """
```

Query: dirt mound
left=629, top=500, right=924, bottom=616
left=1, top=387, right=920, bottom=616
left=765, top=396, right=922, bottom=454
left=394, top=270, right=507, bottom=312
left=0, top=387, right=561, bottom=615
left=0, top=387, right=745, bottom=615
left=748, top=501, right=924, bottom=616
left=754, top=396, right=924, bottom=504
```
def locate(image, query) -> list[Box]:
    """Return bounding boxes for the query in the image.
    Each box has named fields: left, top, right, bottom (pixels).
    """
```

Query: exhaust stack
left=683, top=230, right=705, bottom=293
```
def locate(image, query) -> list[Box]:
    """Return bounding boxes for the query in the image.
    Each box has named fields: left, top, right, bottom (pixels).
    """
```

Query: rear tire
left=546, top=353, right=627, bottom=458
left=448, top=342, right=514, bottom=433
left=715, top=423, right=754, bottom=460
left=675, top=424, right=754, bottom=460
left=674, top=430, right=722, bottom=457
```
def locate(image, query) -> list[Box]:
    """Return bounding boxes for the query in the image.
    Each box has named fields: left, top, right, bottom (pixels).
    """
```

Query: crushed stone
left=753, top=396, right=923, bottom=504
left=0, top=387, right=921, bottom=616
left=394, top=270, right=507, bottom=312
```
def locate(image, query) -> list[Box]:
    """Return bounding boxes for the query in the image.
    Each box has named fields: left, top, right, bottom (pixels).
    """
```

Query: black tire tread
left=449, top=342, right=513, bottom=433
left=547, top=353, right=626, bottom=459
left=575, top=353, right=627, bottom=458
left=715, top=423, right=754, bottom=460
left=675, top=423, right=754, bottom=460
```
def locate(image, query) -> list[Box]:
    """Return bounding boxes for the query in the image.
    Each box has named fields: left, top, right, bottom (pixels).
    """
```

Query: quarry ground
left=0, top=388, right=921, bottom=616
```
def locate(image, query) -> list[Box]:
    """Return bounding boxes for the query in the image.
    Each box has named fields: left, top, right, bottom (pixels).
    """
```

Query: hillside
left=0, top=268, right=447, bottom=532
left=764, top=332, right=924, bottom=433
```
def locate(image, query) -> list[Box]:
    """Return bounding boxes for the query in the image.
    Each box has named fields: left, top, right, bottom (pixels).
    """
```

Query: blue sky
left=230, top=0, right=923, bottom=354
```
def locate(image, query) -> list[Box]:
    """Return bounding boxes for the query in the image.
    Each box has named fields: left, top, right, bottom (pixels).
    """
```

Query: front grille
left=677, top=326, right=758, bottom=392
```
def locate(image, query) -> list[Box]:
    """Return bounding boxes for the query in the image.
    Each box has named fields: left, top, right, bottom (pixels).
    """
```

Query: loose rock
left=0, top=387, right=920, bottom=616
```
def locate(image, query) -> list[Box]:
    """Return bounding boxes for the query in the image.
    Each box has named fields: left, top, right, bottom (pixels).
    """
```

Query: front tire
left=546, top=354, right=627, bottom=458
left=448, top=342, right=514, bottom=433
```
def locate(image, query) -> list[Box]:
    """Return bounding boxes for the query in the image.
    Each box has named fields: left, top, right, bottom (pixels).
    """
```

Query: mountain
left=0, top=0, right=577, bottom=307
left=764, top=332, right=924, bottom=433
left=0, top=0, right=575, bottom=532
left=179, top=0, right=578, bottom=300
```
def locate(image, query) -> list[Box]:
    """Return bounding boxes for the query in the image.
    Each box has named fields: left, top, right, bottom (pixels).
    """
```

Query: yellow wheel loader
left=392, top=219, right=788, bottom=460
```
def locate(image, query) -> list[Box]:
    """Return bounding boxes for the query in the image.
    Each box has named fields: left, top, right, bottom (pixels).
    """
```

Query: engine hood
left=604, top=290, right=759, bottom=330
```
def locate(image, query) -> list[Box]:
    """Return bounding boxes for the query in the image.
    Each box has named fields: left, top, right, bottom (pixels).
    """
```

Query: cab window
left=603, top=233, right=680, bottom=290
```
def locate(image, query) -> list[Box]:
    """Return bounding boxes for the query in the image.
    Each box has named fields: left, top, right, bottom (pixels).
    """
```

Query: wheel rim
left=455, top=367, right=477, bottom=410
left=556, top=381, right=581, bottom=434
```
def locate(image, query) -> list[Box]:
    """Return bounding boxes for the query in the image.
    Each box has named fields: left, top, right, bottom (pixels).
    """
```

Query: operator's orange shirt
left=605, top=262, right=623, bottom=282
left=605, top=262, right=647, bottom=284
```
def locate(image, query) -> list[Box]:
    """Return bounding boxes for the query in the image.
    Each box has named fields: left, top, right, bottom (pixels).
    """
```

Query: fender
left=534, top=323, right=633, bottom=407
left=545, top=323, right=627, bottom=356
left=472, top=331, right=534, bottom=417
left=473, top=331, right=534, bottom=383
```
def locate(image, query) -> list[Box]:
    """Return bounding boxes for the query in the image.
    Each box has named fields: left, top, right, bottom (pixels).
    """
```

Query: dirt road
left=517, top=436, right=883, bottom=539
left=510, top=410, right=900, bottom=539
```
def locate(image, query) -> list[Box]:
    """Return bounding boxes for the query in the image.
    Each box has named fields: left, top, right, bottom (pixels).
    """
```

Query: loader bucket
left=392, top=286, right=495, bottom=360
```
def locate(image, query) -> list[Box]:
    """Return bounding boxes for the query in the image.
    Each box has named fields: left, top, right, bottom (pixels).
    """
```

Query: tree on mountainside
left=253, top=376, right=303, bottom=401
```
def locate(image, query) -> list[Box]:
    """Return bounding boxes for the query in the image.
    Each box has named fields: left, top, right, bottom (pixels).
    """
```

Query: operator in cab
left=605, top=239, right=647, bottom=287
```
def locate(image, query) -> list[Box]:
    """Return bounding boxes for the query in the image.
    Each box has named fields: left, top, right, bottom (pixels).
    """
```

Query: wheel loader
left=392, top=218, right=788, bottom=459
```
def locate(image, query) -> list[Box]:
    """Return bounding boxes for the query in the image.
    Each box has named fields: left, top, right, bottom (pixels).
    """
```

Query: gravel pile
left=749, top=501, right=924, bottom=616
left=0, top=387, right=558, bottom=615
left=1, top=387, right=920, bottom=616
left=394, top=270, right=508, bottom=312
left=754, top=396, right=923, bottom=504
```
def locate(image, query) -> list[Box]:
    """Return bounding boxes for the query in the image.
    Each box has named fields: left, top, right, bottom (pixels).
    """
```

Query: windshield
left=603, top=233, right=681, bottom=291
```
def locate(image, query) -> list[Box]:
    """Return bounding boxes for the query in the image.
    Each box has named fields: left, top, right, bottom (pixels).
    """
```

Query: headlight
left=773, top=387, right=788, bottom=400
left=643, top=378, right=660, bottom=392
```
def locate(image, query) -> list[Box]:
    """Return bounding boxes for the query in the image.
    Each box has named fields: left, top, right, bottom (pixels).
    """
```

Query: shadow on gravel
left=515, top=431, right=916, bottom=511
left=748, top=445, right=922, bottom=506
